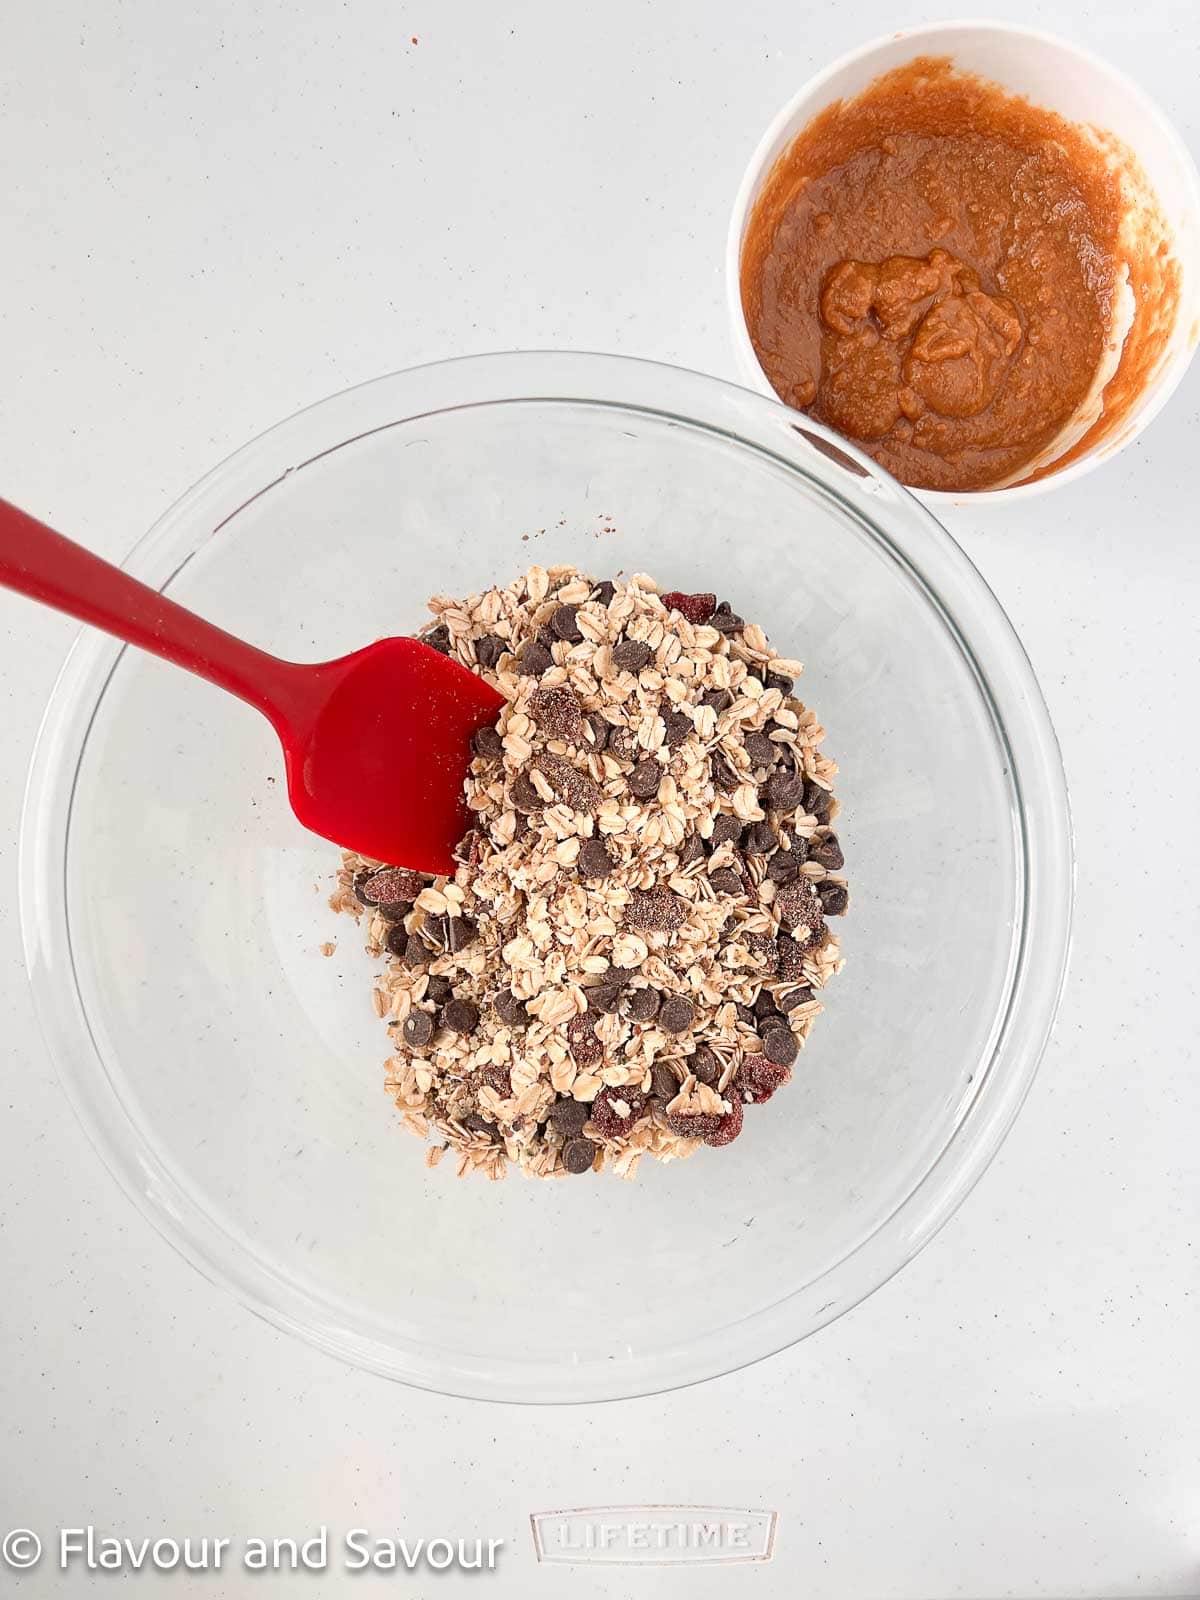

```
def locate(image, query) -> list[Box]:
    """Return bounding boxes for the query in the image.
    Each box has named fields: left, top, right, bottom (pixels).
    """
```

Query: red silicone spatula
left=0, top=498, right=505, bottom=873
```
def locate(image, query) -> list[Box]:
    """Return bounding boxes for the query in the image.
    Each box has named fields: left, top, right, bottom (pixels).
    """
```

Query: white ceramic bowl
left=726, top=21, right=1200, bottom=506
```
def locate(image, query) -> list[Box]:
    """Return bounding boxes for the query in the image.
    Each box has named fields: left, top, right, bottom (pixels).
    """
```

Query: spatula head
left=279, top=637, right=505, bottom=874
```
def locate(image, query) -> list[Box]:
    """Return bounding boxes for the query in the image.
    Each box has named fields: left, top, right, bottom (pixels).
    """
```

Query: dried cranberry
left=665, top=1108, right=723, bottom=1139
left=705, top=1096, right=744, bottom=1147
left=739, top=1054, right=792, bottom=1104
left=625, top=888, right=686, bottom=932
left=482, top=1064, right=512, bottom=1097
left=590, top=1085, right=647, bottom=1140
left=776, top=877, right=824, bottom=937
left=661, top=591, right=717, bottom=625
left=529, top=685, right=585, bottom=741
left=567, top=1015, right=603, bottom=1068
left=362, top=866, right=425, bottom=905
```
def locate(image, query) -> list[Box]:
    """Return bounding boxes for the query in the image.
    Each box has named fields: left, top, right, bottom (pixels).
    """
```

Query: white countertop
left=2, top=1, right=1198, bottom=1595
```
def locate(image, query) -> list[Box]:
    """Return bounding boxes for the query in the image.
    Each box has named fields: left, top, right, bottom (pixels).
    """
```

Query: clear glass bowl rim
left=18, top=351, right=1074, bottom=1403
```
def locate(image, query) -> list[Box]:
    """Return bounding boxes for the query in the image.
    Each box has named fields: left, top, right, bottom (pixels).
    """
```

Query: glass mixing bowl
left=19, top=353, right=1071, bottom=1403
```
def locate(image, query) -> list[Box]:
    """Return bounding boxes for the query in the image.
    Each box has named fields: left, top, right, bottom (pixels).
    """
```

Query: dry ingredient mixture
left=332, top=566, right=848, bottom=1180
left=741, top=57, right=1179, bottom=492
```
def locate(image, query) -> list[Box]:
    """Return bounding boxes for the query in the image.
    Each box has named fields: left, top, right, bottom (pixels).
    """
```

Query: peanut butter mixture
left=741, top=57, right=1179, bottom=491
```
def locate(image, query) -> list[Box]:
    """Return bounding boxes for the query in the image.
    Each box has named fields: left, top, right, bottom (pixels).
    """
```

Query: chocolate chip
left=352, top=872, right=375, bottom=906
left=530, top=685, right=585, bottom=741
left=650, top=1063, right=680, bottom=1100
left=562, top=1136, right=597, bottom=1174
left=423, top=913, right=448, bottom=948
left=735, top=1003, right=757, bottom=1026
left=448, top=916, right=477, bottom=952
left=401, top=932, right=431, bottom=968
left=585, top=713, right=610, bottom=751
left=763, top=1027, right=799, bottom=1067
left=384, top=925, right=410, bottom=959
left=536, top=753, right=603, bottom=814
left=803, top=781, right=833, bottom=819
left=585, top=984, right=623, bottom=1015
left=743, top=731, right=778, bottom=769
left=402, top=1010, right=435, bottom=1046
left=756, top=1011, right=787, bottom=1035
left=374, top=899, right=412, bottom=922
left=702, top=688, right=733, bottom=713
left=710, top=754, right=742, bottom=793
left=461, top=1111, right=499, bottom=1141
left=443, top=998, right=480, bottom=1034
left=784, top=834, right=809, bottom=865
left=551, top=604, right=583, bottom=642
left=592, top=580, right=617, bottom=606
left=764, top=770, right=805, bottom=811
left=690, top=1045, right=720, bottom=1086
left=537, top=626, right=557, bottom=648
left=766, top=671, right=794, bottom=695
left=754, top=989, right=779, bottom=1018
left=612, top=637, right=652, bottom=673
left=517, top=640, right=553, bottom=676
left=710, top=602, right=744, bottom=634
left=625, top=888, right=686, bottom=931
left=578, top=838, right=614, bottom=879
left=363, top=867, right=425, bottom=905
left=659, top=996, right=695, bottom=1034
left=710, top=814, right=744, bottom=848
left=627, top=759, right=662, bottom=801
left=423, top=624, right=452, bottom=654
left=810, top=832, right=844, bottom=870
left=744, top=820, right=777, bottom=855
left=425, top=974, right=453, bottom=1006
left=494, top=989, right=529, bottom=1028
left=517, top=766, right=554, bottom=814
left=709, top=867, right=745, bottom=896
left=817, top=882, right=849, bottom=916
left=779, top=984, right=814, bottom=1011
left=473, top=724, right=504, bottom=760
left=662, top=710, right=693, bottom=748
left=547, top=1098, right=590, bottom=1135
left=766, top=850, right=800, bottom=884
left=474, top=633, right=506, bottom=669
left=511, top=811, right=529, bottom=839
left=679, top=832, right=707, bottom=866
left=626, top=986, right=661, bottom=1022
left=608, top=727, right=639, bottom=763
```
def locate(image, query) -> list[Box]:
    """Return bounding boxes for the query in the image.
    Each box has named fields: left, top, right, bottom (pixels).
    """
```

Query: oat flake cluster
left=331, top=565, right=848, bottom=1180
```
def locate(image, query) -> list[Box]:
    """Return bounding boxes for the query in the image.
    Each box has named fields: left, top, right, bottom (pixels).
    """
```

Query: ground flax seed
left=331, top=566, right=848, bottom=1179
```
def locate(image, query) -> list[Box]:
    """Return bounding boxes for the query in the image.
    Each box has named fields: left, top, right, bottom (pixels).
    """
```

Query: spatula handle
left=0, top=497, right=301, bottom=721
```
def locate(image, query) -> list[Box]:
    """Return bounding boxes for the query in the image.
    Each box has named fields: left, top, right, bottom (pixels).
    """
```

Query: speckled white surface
left=1, top=2, right=1198, bottom=1595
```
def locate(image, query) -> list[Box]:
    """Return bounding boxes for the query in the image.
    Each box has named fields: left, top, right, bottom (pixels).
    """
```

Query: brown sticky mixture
left=741, top=57, right=1181, bottom=492
left=330, top=566, right=848, bottom=1181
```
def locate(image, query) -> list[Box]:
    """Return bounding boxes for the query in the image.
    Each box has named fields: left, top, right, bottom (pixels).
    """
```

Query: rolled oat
left=332, top=566, right=847, bottom=1179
